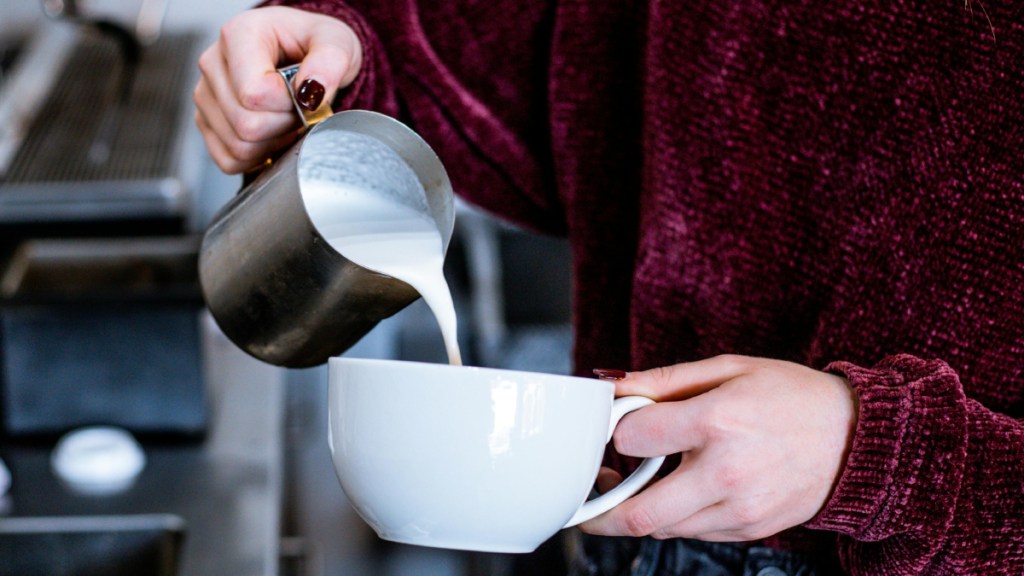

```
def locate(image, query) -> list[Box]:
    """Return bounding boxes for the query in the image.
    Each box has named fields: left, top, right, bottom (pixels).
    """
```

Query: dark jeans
left=569, top=533, right=839, bottom=576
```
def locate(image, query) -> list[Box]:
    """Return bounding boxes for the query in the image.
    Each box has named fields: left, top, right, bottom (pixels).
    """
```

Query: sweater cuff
left=806, top=355, right=967, bottom=541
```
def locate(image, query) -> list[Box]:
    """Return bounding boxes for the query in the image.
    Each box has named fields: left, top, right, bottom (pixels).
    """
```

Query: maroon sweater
left=264, top=1, right=1024, bottom=573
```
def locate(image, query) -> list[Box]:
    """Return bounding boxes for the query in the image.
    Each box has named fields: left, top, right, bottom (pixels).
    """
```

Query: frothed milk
left=300, top=132, right=461, bottom=365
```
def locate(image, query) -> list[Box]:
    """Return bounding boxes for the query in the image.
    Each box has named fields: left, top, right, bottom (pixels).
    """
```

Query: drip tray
left=0, top=236, right=207, bottom=439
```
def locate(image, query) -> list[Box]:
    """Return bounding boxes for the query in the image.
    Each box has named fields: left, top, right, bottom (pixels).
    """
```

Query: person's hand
left=193, top=6, right=362, bottom=174
left=581, top=355, right=858, bottom=542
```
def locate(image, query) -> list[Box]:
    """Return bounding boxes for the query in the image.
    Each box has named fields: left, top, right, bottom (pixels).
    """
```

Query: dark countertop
left=0, top=313, right=286, bottom=576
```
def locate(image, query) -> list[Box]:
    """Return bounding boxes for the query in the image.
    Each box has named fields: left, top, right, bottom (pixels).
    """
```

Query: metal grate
left=4, top=31, right=198, bottom=184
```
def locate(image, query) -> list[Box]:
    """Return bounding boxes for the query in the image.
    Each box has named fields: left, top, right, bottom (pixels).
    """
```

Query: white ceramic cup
left=327, top=357, right=665, bottom=553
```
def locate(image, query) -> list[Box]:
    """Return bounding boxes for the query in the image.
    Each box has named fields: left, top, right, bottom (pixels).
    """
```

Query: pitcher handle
left=241, top=64, right=333, bottom=186
left=278, top=64, right=333, bottom=128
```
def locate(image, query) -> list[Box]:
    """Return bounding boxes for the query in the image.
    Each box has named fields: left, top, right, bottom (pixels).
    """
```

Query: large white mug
left=327, top=357, right=665, bottom=553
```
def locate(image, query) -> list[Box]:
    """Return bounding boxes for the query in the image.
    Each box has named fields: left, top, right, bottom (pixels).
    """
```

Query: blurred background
left=0, top=1, right=573, bottom=574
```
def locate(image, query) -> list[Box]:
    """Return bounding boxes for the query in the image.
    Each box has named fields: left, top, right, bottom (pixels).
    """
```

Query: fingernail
left=593, top=369, right=628, bottom=381
left=296, top=78, right=325, bottom=111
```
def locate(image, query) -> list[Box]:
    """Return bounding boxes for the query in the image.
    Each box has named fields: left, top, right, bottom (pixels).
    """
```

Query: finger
left=194, top=108, right=299, bottom=174
left=596, top=467, right=624, bottom=494
left=194, top=109, right=250, bottom=174
left=221, top=8, right=361, bottom=114
left=196, top=40, right=298, bottom=144
left=650, top=502, right=744, bottom=542
left=614, top=354, right=762, bottom=401
left=612, top=399, right=709, bottom=458
left=202, top=37, right=295, bottom=129
left=194, top=41, right=302, bottom=173
left=652, top=501, right=773, bottom=543
left=579, top=464, right=720, bottom=538
left=193, top=77, right=299, bottom=172
left=217, top=9, right=298, bottom=113
left=290, top=15, right=363, bottom=101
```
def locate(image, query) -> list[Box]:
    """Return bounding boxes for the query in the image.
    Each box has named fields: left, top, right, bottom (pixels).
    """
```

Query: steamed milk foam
left=306, top=181, right=462, bottom=365
left=298, top=128, right=461, bottom=365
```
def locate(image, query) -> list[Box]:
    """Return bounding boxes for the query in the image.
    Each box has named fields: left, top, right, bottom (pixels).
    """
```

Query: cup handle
left=562, top=396, right=666, bottom=528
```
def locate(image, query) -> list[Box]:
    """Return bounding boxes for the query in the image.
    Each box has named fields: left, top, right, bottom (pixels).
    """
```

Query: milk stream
left=303, top=181, right=462, bottom=365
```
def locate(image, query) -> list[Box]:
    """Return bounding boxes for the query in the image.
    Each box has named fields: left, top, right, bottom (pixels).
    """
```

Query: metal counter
left=0, top=313, right=286, bottom=575
left=0, top=4, right=287, bottom=574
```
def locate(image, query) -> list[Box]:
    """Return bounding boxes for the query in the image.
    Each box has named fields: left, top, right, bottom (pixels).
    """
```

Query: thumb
left=219, top=7, right=362, bottom=114
left=288, top=15, right=363, bottom=112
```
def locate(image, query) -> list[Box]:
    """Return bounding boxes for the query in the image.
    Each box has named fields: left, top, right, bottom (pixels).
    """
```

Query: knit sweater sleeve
left=806, top=355, right=1024, bottom=574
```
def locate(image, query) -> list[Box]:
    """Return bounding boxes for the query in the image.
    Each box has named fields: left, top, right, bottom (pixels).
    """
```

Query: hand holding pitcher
left=193, top=6, right=362, bottom=174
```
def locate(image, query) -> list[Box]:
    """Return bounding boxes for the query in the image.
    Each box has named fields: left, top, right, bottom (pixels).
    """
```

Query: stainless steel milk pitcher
left=199, top=104, right=455, bottom=368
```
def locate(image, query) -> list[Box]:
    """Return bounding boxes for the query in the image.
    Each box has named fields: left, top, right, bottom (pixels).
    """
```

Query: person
left=193, top=2, right=1024, bottom=574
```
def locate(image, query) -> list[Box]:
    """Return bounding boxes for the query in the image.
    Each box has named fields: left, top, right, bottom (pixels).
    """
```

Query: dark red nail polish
left=296, top=78, right=325, bottom=111
left=593, top=368, right=628, bottom=381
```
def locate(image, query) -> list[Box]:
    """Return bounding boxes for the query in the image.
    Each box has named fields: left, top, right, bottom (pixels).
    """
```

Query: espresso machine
left=0, top=0, right=201, bottom=235
left=0, top=0, right=208, bottom=439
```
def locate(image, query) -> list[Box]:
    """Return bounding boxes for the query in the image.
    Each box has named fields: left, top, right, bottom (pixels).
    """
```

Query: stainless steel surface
left=0, top=513, right=186, bottom=575
left=1, top=235, right=200, bottom=300
left=41, top=1, right=147, bottom=170
left=42, top=0, right=84, bottom=19
left=135, top=0, right=169, bottom=44
left=0, top=23, right=77, bottom=178
left=0, top=23, right=203, bottom=225
left=199, top=110, right=455, bottom=368
left=43, top=0, right=167, bottom=44
left=0, top=314, right=286, bottom=576
left=1, top=5, right=282, bottom=576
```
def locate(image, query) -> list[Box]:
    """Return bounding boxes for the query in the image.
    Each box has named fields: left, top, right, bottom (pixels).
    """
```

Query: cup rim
left=329, top=356, right=610, bottom=391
